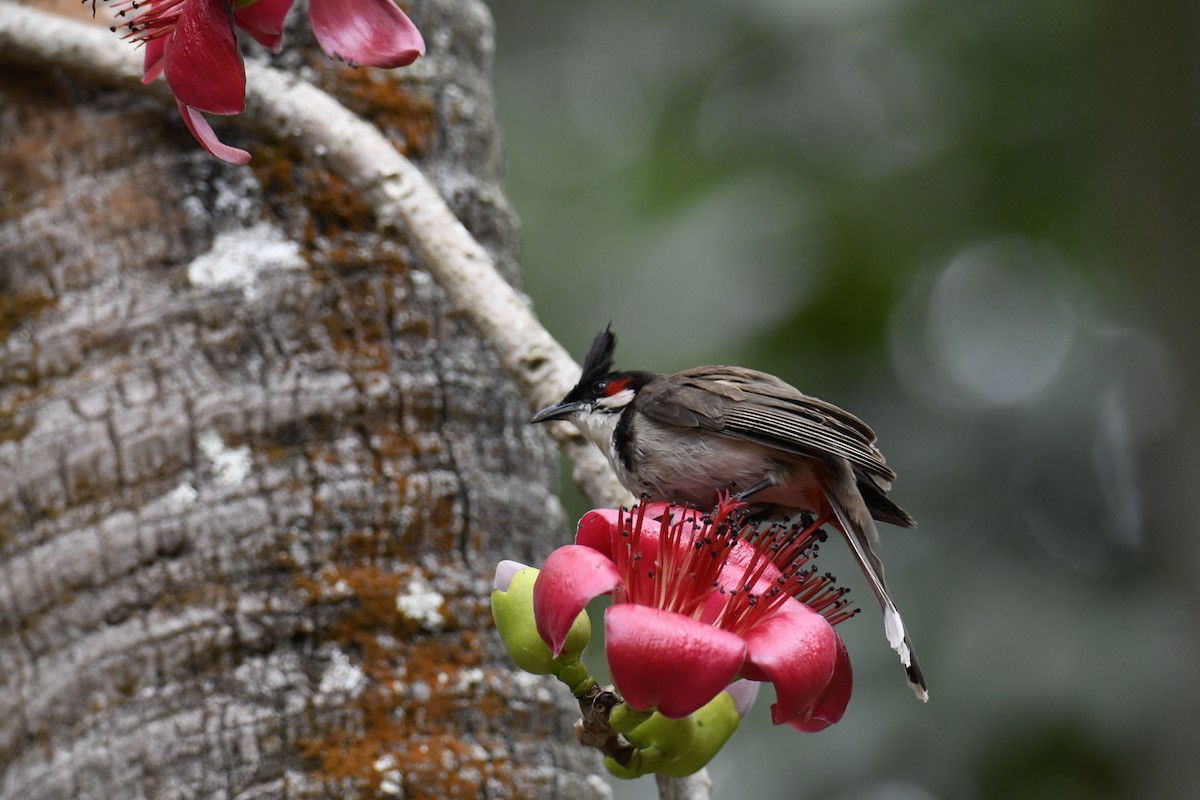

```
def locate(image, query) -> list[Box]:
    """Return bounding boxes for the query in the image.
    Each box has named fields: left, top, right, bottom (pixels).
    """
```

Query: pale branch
left=0, top=2, right=714, bottom=797
left=656, top=772, right=715, bottom=800
left=0, top=0, right=629, bottom=510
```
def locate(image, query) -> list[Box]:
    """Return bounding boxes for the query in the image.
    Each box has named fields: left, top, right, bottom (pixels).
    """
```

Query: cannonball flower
left=533, top=497, right=855, bottom=730
left=96, top=0, right=425, bottom=163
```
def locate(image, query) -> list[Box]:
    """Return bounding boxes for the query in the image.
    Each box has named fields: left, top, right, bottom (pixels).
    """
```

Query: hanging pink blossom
left=99, top=0, right=425, bottom=162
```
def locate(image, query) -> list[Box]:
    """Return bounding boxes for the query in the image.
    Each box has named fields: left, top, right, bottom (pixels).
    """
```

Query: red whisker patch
left=605, top=377, right=630, bottom=397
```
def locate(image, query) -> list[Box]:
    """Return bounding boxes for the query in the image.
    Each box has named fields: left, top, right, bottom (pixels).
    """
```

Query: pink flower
left=533, top=497, right=854, bottom=729
left=103, top=0, right=425, bottom=163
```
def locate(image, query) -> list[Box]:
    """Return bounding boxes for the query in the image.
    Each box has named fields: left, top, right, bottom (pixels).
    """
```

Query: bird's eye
left=592, top=380, right=608, bottom=395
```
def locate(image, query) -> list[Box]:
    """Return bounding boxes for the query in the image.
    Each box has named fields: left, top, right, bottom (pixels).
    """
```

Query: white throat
left=568, top=409, right=624, bottom=467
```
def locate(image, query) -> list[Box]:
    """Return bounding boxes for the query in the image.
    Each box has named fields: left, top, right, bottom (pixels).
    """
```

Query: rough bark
left=0, top=1, right=607, bottom=797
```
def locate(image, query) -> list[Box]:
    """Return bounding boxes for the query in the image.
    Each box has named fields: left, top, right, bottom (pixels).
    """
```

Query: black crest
left=579, top=325, right=617, bottom=386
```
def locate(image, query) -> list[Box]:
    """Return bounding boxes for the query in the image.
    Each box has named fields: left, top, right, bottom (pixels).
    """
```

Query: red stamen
left=610, top=496, right=855, bottom=634
left=90, top=0, right=191, bottom=44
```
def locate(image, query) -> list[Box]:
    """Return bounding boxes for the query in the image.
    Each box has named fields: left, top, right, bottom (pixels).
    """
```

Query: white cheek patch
left=597, top=388, right=635, bottom=410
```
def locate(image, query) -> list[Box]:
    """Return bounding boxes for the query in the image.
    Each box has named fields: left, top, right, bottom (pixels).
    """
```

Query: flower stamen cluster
left=612, top=494, right=858, bottom=635
left=92, top=0, right=186, bottom=44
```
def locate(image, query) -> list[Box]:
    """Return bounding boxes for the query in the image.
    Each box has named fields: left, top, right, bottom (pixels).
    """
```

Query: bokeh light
left=491, top=0, right=1200, bottom=797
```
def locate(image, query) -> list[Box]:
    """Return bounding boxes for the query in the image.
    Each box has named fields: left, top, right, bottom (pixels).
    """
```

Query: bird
left=532, top=326, right=928, bottom=701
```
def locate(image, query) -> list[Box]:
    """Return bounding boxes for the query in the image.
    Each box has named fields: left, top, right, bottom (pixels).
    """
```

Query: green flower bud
left=603, top=688, right=745, bottom=779
left=491, top=563, right=591, bottom=676
left=655, top=689, right=743, bottom=778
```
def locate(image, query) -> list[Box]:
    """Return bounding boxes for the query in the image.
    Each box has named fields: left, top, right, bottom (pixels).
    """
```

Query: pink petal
left=532, top=545, right=621, bottom=655
left=165, top=0, right=246, bottom=114
left=789, top=635, right=852, bottom=732
left=176, top=100, right=251, bottom=165
left=741, top=605, right=840, bottom=726
left=234, top=0, right=296, bottom=52
left=143, top=36, right=168, bottom=84
left=308, top=0, right=425, bottom=68
left=716, top=535, right=786, bottom=594
left=575, top=502, right=687, bottom=563
left=605, top=604, right=746, bottom=719
left=575, top=508, right=620, bottom=557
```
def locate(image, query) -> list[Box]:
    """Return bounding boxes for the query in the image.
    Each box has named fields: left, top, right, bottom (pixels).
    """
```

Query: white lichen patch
left=165, top=481, right=198, bottom=508
left=395, top=574, right=446, bottom=631
left=509, top=670, right=555, bottom=705
left=318, top=649, right=367, bottom=697
left=585, top=774, right=612, bottom=797
left=379, top=771, right=403, bottom=796
left=454, top=667, right=485, bottom=691
left=186, top=222, right=306, bottom=300
left=196, top=429, right=252, bottom=486
left=374, top=754, right=405, bottom=796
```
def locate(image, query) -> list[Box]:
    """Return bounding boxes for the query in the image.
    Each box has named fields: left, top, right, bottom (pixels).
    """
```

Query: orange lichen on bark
left=331, top=65, right=436, bottom=158
left=251, top=143, right=377, bottom=246
left=294, top=557, right=523, bottom=797
left=0, top=291, right=57, bottom=343
left=303, top=729, right=515, bottom=799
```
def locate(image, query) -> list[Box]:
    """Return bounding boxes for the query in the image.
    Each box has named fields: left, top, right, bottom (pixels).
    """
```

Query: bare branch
left=656, top=772, right=715, bottom=800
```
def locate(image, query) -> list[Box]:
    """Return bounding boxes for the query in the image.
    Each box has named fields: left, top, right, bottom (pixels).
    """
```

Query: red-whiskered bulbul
left=533, top=327, right=928, bottom=701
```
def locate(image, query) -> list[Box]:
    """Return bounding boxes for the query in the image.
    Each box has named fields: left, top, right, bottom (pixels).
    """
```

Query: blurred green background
left=489, top=0, right=1200, bottom=798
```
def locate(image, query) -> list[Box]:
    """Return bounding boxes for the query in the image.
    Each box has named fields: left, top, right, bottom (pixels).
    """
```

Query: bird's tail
left=823, top=483, right=928, bottom=702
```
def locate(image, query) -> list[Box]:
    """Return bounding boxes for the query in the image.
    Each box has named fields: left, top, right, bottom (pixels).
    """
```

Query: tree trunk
left=0, top=1, right=605, bottom=797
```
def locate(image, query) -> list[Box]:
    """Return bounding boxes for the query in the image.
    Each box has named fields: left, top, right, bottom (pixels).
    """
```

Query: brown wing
left=634, top=365, right=898, bottom=482
left=636, top=366, right=914, bottom=526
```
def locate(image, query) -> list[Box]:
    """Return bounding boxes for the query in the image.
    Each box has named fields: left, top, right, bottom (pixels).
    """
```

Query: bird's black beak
left=531, top=400, right=584, bottom=424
